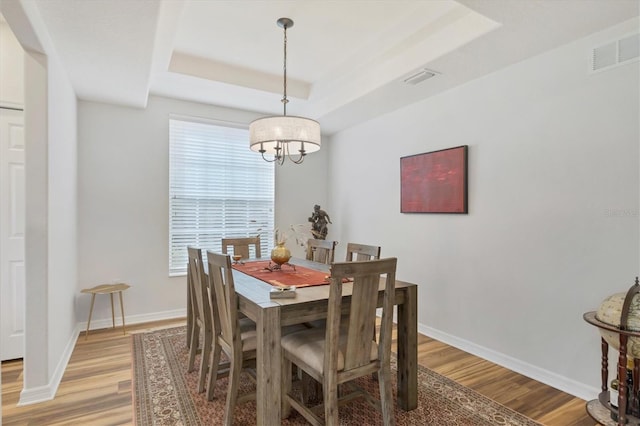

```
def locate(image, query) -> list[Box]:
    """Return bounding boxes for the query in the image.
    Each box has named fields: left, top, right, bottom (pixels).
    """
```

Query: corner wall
left=328, top=18, right=640, bottom=398
left=76, top=97, right=267, bottom=322
left=46, top=47, right=78, bottom=391
left=1, top=0, right=79, bottom=404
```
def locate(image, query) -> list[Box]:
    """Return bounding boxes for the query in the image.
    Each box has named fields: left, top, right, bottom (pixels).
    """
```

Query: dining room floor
left=1, top=317, right=593, bottom=425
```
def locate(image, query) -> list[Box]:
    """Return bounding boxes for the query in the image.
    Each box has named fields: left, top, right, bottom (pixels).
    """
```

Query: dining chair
left=301, top=239, right=339, bottom=359
left=206, top=251, right=308, bottom=423
left=221, top=236, right=261, bottom=260
left=345, top=242, right=381, bottom=261
left=302, top=238, right=338, bottom=387
left=186, top=247, right=214, bottom=393
left=345, top=242, right=383, bottom=374
left=205, top=251, right=260, bottom=425
left=305, top=242, right=378, bottom=334
left=281, top=258, right=398, bottom=426
left=306, top=238, right=337, bottom=265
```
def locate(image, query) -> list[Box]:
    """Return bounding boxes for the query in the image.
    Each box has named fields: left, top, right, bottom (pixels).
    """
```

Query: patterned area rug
left=132, top=326, right=541, bottom=426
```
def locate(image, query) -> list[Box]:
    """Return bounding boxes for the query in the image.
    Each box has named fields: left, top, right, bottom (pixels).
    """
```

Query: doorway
left=0, top=107, right=25, bottom=361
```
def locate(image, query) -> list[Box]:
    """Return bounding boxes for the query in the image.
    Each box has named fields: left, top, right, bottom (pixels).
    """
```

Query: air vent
left=591, top=32, right=639, bottom=73
left=619, top=33, right=640, bottom=62
left=402, top=68, right=440, bottom=85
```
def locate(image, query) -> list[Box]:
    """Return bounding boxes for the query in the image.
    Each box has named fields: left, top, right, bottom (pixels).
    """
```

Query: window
left=169, top=117, right=274, bottom=276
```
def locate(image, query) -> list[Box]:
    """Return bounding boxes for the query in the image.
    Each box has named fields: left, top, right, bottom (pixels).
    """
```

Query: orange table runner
left=232, top=260, right=330, bottom=288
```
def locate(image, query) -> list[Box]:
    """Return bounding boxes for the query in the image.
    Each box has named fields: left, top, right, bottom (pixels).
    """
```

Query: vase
left=271, top=242, right=291, bottom=265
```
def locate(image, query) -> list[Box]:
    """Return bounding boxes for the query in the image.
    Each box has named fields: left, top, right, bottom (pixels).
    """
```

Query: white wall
left=46, top=50, right=77, bottom=384
left=328, top=19, right=640, bottom=399
left=0, top=21, right=24, bottom=108
left=77, top=97, right=197, bottom=323
left=2, top=0, right=79, bottom=404
left=76, top=96, right=330, bottom=322
left=22, top=48, right=49, bottom=398
left=275, top=143, right=331, bottom=259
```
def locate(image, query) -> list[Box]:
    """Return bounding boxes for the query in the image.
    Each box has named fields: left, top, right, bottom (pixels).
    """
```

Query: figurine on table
left=308, top=204, right=331, bottom=240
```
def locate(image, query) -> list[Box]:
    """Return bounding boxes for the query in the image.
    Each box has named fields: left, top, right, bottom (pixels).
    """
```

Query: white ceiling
left=22, top=0, right=640, bottom=134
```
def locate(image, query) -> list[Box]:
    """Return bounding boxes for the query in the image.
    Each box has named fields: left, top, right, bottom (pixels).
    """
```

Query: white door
left=0, top=108, right=25, bottom=361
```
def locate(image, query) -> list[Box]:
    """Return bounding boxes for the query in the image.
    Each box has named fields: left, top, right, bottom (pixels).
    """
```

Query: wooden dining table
left=188, top=257, right=418, bottom=425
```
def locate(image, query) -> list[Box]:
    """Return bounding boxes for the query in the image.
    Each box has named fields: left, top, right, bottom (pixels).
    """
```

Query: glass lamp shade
left=249, top=116, right=321, bottom=155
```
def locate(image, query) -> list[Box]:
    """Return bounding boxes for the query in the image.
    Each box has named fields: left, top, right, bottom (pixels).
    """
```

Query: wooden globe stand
left=584, top=277, right=640, bottom=425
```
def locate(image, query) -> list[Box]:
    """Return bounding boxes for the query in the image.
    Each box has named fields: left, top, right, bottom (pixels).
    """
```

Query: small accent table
left=81, top=283, right=130, bottom=339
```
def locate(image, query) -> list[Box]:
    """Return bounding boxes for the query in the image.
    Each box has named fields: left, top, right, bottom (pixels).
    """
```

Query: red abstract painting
left=400, top=145, right=468, bottom=213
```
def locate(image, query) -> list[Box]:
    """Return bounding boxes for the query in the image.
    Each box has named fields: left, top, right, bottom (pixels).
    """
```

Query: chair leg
left=187, top=323, right=200, bottom=372
left=378, top=363, right=395, bottom=426
left=371, top=325, right=378, bottom=381
left=301, top=371, right=321, bottom=405
left=198, top=331, right=212, bottom=393
left=224, top=355, right=241, bottom=426
left=206, top=343, right=222, bottom=401
left=324, top=375, right=339, bottom=426
left=301, top=371, right=311, bottom=404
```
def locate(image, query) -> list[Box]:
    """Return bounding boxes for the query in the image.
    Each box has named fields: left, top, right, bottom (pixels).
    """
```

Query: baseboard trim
left=18, top=323, right=82, bottom=406
left=17, top=384, right=55, bottom=406
left=18, top=309, right=186, bottom=405
left=78, top=308, right=187, bottom=333
left=419, top=323, right=598, bottom=401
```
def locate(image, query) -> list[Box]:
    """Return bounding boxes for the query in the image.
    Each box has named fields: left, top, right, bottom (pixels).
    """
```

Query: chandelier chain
left=248, top=17, right=320, bottom=165
left=282, top=23, right=288, bottom=116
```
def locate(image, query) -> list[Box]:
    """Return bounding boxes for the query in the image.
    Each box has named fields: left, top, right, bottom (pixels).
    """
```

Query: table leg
left=119, top=291, right=126, bottom=335
left=397, top=285, right=418, bottom=410
left=85, top=294, right=96, bottom=340
left=256, top=305, right=281, bottom=425
left=110, top=293, right=115, bottom=328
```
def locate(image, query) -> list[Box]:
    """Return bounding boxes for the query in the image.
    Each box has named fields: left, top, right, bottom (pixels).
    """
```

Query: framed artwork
left=400, top=145, right=468, bottom=214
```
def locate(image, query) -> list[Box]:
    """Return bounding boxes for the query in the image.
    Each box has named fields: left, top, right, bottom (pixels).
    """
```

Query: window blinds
left=169, top=118, right=275, bottom=276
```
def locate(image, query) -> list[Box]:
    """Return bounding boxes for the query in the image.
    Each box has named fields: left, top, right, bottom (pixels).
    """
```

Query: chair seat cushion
left=238, top=319, right=306, bottom=352
left=281, top=327, right=378, bottom=375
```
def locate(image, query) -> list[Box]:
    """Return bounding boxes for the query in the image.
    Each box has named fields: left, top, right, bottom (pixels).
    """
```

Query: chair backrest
left=221, top=236, right=261, bottom=259
left=345, top=242, right=381, bottom=262
left=187, top=247, right=211, bottom=331
left=327, top=258, right=397, bottom=373
left=206, top=251, right=240, bottom=353
left=305, top=238, right=337, bottom=265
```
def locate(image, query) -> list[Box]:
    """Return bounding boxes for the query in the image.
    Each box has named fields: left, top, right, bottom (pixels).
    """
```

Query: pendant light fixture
left=249, top=18, right=321, bottom=165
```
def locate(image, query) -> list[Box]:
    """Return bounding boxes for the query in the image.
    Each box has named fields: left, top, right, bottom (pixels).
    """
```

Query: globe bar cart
left=584, top=277, right=640, bottom=425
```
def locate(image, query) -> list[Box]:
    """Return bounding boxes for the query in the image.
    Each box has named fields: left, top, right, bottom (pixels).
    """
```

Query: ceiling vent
left=591, top=32, right=639, bottom=73
left=402, top=68, right=440, bottom=85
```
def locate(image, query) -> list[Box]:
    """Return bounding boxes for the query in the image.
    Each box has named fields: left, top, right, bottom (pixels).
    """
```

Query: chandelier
left=249, top=18, right=321, bottom=165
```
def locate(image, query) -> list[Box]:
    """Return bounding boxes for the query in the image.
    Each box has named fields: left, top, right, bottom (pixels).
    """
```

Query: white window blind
left=169, top=118, right=274, bottom=276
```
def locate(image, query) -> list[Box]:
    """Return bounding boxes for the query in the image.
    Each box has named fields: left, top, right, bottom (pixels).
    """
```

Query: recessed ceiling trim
left=308, top=4, right=500, bottom=119
left=169, top=51, right=311, bottom=99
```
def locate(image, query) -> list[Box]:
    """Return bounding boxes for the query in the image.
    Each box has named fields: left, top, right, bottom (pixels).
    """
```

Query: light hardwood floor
left=2, top=318, right=594, bottom=425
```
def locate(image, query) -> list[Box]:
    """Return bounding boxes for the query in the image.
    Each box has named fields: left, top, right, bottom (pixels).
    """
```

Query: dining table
left=187, top=257, right=418, bottom=425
